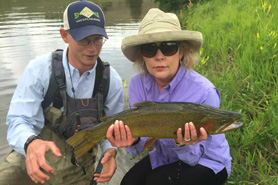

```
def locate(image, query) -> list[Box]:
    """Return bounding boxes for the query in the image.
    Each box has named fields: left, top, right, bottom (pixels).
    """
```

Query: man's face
left=60, top=29, right=104, bottom=74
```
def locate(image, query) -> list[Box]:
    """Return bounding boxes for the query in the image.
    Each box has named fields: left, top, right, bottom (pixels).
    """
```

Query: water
left=0, top=0, right=157, bottom=162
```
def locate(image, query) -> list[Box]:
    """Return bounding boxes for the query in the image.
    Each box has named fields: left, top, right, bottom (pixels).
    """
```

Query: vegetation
left=155, top=0, right=278, bottom=184
left=154, top=0, right=204, bottom=12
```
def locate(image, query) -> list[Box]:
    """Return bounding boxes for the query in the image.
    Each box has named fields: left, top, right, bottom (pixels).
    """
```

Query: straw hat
left=121, top=8, right=203, bottom=62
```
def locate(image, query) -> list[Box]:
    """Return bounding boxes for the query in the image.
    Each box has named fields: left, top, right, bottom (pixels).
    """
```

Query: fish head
left=199, top=109, right=243, bottom=134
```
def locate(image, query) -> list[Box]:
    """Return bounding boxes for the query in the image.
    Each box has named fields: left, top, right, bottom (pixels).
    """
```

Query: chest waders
left=42, top=49, right=110, bottom=165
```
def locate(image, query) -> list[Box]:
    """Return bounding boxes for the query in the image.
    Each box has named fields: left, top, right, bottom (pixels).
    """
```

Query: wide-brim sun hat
left=121, top=8, right=203, bottom=62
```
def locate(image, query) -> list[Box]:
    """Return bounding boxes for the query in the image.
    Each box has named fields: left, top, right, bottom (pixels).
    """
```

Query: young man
left=0, top=1, right=124, bottom=184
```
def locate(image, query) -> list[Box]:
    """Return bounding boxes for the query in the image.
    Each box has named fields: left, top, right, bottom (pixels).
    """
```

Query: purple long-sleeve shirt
left=127, top=66, right=232, bottom=177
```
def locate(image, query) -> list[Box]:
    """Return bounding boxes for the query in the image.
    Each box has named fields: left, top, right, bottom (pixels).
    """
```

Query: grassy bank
left=173, top=0, right=278, bottom=184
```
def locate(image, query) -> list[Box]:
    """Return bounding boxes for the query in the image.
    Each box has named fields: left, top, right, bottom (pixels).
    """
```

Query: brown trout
left=66, top=101, right=243, bottom=158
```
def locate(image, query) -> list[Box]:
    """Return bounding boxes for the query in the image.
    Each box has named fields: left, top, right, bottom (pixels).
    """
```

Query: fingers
left=175, top=122, right=208, bottom=146
left=119, top=121, right=128, bottom=142
left=199, top=127, right=208, bottom=140
left=94, top=173, right=113, bottom=183
left=39, top=141, right=61, bottom=173
left=106, top=121, right=121, bottom=147
left=25, top=140, right=61, bottom=184
left=184, top=123, right=190, bottom=141
left=26, top=155, right=49, bottom=184
left=48, top=143, right=62, bottom=158
left=106, top=124, right=116, bottom=145
left=93, top=165, right=115, bottom=183
left=125, top=125, right=137, bottom=146
left=94, top=150, right=117, bottom=183
left=188, top=122, right=198, bottom=141
left=26, top=150, right=51, bottom=184
left=106, top=120, right=136, bottom=147
left=176, top=128, right=184, bottom=144
left=113, top=120, right=127, bottom=147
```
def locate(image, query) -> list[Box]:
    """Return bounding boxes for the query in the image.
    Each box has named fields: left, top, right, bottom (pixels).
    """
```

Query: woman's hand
left=175, top=122, right=207, bottom=146
left=106, top=120, right=138, bottom=148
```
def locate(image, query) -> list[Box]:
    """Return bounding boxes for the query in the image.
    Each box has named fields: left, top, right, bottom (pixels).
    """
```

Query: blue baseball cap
left=63, top=1, right=108, bottom=41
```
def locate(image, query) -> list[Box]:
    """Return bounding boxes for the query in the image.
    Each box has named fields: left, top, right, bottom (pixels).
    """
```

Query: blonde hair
left=133, top=42, right=200, bottom=74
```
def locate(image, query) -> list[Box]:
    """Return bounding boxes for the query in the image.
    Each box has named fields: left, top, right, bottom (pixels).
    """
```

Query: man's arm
left=6, top=53, right=63, bottom=184
left=6, top=54, right=52, bottom=155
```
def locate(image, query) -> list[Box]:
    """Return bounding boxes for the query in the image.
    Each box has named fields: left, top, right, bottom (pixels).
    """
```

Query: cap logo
left=74, top=7, right=100, bottom=19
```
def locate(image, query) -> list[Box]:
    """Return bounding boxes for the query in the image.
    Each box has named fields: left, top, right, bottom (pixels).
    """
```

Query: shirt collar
left=168, top=66, right=186, bottom=93
left=62, top=47, right=97, bottom=77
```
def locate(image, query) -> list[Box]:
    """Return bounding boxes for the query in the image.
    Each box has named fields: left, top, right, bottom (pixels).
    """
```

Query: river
left=0, top=0, right=157, bottom=162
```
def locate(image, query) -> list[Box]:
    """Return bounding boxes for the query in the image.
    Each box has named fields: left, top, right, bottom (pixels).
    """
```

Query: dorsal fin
left=132, top=101, right=154, bottom=108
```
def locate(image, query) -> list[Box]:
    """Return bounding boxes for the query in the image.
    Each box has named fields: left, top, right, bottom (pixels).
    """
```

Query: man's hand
left=25, top=139, right=62, bottom=184
left=93, top=148, right=117, bottom=183
left=106, top=120, right=138, bottom=147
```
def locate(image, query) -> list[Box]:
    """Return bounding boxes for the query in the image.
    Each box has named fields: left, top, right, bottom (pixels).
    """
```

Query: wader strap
left=41, top=74, right=58, bottom=110
left=52, top=52, right=67, bottom=115
left=97, top=60, right=109, bottom=120
left=42, top=49, right=64, bottom=110
left=97, top=69, right=107, bottom=120
left=93, top=58, right=104, bottom=97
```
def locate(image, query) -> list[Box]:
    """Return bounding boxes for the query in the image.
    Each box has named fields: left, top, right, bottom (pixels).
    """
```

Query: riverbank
left=176, top=0, right=278, bottom=184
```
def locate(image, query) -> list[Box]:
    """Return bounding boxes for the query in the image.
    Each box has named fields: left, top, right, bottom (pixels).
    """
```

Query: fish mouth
left=216, top=122, right=244, bottom=134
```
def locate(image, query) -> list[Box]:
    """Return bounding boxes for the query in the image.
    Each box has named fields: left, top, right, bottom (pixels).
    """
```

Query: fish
left=66, top=101, right=243, bottom=158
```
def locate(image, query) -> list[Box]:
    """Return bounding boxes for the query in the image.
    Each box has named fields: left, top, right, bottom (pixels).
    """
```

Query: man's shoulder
left=108, top=66, right=121, bottom=82
left=22, top=52, right=54, bottom=88
left=27, top=52, right=53, bottom=69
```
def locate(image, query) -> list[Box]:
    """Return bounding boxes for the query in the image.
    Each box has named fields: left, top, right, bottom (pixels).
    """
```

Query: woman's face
left=142, top=41, right=183, bottom=87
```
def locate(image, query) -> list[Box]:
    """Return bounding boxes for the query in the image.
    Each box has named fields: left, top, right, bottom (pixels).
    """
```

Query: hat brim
left=121, top=31, right=203, bottom=62
left=69, top=25, right=108, bottom=41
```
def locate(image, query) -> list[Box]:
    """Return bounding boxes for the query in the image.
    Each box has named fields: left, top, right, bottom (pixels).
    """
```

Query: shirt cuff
left=100, top=139, right=117, bottom=154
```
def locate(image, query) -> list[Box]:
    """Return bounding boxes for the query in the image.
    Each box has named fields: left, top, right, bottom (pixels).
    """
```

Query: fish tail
left=66, top=129, right=98, bottom=158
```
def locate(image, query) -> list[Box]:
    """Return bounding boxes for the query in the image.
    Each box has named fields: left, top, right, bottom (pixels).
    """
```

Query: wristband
left=24, top=135, right=41, bottom=153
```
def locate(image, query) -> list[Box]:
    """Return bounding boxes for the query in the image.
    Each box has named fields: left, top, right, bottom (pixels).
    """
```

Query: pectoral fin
left=144, top=137, right=157, bottom=151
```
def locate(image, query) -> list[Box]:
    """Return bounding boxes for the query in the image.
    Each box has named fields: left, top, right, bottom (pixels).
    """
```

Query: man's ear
left=60, top=28, right=69, bottom=43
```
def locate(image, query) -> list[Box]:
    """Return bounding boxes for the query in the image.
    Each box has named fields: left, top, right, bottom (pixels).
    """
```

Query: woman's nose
left=154, top=49, right=165, bottom=60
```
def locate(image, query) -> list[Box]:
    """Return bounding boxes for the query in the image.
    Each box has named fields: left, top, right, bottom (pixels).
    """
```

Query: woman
left=107, top=8, right=231, bottom=185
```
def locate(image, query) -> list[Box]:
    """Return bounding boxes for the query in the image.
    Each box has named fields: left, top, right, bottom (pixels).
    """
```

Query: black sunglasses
left=140, top=41, right=179, bottom=58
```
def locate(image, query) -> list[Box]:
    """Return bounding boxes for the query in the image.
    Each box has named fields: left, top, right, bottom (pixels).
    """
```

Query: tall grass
left=176, top=0, right=278, bottom=184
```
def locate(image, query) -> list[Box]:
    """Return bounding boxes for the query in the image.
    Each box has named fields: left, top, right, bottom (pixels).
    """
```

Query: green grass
left=177, top=0, right=278, bottom=184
